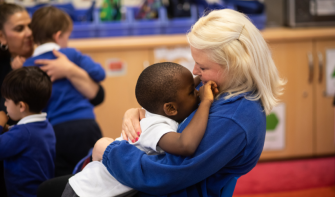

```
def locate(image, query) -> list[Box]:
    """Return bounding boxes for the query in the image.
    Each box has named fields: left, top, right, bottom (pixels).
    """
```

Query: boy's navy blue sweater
left=0, top=121, right=56, bottom=197
left=23, top=48, right=106, bottom=126
left=102, top=93, right=266, bottom=197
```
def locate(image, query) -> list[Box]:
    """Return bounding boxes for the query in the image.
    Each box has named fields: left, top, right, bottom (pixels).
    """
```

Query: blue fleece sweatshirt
left=23, top=48, right=106, bottom=126
left=0, top=121, right=56, bottom=197
left=102, top=93, right=266, bottom=197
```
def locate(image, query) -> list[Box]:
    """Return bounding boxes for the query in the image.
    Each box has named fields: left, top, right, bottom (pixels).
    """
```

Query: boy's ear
left=163, top=102, right=178, bottom=116
left=52, top=31, right=62, bottom=44
left=18, top=101, right=28, bottom=113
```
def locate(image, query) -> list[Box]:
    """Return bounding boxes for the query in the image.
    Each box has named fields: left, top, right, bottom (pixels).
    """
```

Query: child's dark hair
left=135, top=62, right=186, bottom=114
left=31, top=6, right=73, bottom=45
left=1, top=67, right=52, bottom=113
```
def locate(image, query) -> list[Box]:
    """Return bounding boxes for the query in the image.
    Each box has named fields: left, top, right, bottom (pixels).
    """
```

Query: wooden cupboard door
left=260, top=41, right=314, bottom=160
left=314, top=39, right=335, bottom=155
left=83, top=49, right=150, bottom=138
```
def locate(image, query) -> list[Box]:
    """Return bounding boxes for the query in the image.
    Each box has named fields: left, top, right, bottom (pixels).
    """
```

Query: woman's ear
left=18, top=101, right=28, bottom=113
left=0, top=30, right=7, bottom=45
left=163, top=102, right=178, bottom=116
left=52, top=31, right=62, bottom=44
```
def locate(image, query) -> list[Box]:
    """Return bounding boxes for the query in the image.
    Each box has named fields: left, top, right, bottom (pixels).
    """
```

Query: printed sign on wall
left=263, top=103, right=286, bottom=151
left=106, top=58, right=127, bottom=77
left=326, top=49, right=335, bottom=96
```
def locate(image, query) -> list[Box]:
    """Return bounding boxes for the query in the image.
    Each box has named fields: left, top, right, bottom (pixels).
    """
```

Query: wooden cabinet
left=314, top=39, right=335, bottom=155
left=260, top=37, right=335, bottom=160
left=260, top=41, right=315, bottom=160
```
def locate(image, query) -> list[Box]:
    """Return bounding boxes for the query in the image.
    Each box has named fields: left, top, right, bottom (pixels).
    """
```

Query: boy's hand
left=199, top=81, right=219, bottom=104
left=0, top=111, right=9, bottom=128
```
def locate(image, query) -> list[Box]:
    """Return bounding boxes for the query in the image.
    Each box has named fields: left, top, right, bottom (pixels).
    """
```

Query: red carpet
left=234, top=157, right=335, bottom=195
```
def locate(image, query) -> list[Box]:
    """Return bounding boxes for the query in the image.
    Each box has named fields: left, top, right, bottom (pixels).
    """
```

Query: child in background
left=23, top=6, right=106, bottom=177
left=62, top=62, right=218, bottom=197
left=0, top=67, right=55, bottom=197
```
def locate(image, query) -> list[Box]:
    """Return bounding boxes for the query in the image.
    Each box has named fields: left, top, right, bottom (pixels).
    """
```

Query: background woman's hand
left=0, top=111, right=9, bottom=128
left=11, top=56, right=25, bottom=70
left=35, top=50, right=75, bottom=82
left=121, top=108, right=145, bottom=142
left=199, top=81, right=219, bottom=104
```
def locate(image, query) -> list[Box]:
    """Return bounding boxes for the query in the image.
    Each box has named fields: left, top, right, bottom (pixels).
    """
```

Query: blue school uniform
left=102, top=93, right=266, bottom=197
left=0, top=113, right=56, bottom=197
left=23, top=43, right=105, bottom=126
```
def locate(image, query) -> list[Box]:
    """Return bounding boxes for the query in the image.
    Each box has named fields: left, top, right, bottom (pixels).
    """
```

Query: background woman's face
left=0, top=11, right=33, bottom=58
left=191, top=46, right=226, bottom=90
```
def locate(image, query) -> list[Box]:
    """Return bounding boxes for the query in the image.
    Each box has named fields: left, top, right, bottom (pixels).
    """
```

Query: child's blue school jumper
left=23, top=43, right=106, bottom=126
left=0, top=113, right=56, bottom=197
left=102, top=93, right=266, bottom=197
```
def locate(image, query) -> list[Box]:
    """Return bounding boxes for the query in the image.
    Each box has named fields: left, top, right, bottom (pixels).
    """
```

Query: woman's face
left=191, top=46, right=227, bottom=90
left=0, top=11, right=33, bottom=58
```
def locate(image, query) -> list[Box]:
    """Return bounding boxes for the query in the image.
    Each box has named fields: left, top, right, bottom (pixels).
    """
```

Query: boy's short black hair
left=31, top=6, right=73, bottom=45
left=1, top=67, right=52, bottom=113
left=135, top=62, right=186, bottom=114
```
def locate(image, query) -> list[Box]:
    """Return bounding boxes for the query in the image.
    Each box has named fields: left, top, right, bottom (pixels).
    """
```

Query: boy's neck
left=20, top=111, right=41, bottom=120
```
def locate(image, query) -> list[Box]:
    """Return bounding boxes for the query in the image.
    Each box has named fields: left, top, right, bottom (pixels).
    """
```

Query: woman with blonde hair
left=38, top=8, right=285, bottom=197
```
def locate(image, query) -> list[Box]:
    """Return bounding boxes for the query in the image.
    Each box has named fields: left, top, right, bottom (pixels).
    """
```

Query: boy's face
left=174, top=69, right=200, bottom=122
left=57, top=28, right=72, bottom=48
left=4, top=99, right=22, bottom=121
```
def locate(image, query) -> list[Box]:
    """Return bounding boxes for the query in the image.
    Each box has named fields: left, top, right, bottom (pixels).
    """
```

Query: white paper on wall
left=326, top=49, right=335, bottom=96
left=263, top=103, right=286, bottom=151
left=154, top=47, right=195, bottom=74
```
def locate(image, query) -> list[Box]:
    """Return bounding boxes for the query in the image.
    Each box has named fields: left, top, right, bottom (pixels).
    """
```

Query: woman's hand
left=121, top=108, right=145, bottom=142
left=11, top=56, right=25, bottom=70
left=35, top=49, right=99, bottom=99
left=92, top=137, right=114, bottom=161
left=0, top=111, right=9, bottom=128
left=35, top=50, right=74, bottom=82
left=199, top=81, right=219, bottom=104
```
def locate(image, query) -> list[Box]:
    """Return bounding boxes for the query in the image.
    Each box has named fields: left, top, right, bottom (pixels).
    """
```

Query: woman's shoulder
left=210, top=93, right=266, bottom=132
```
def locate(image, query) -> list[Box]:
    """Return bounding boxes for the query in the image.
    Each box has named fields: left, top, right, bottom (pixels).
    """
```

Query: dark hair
left=0, top=3, right=26, bottom=30
left=1, top=66, right=52, bottom=113
left=135, top=62, right=186, bottom=114
left=31, top=6, right=73, bottom=45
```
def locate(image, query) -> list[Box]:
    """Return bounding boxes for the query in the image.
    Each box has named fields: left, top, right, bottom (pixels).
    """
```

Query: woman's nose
left=193, top=65, right=200, bottom=76
left=25, top=26, right=32, bottom=37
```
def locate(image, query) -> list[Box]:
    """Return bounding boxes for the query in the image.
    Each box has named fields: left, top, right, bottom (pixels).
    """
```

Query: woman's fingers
left=52, top=49, right=65, bottom=58
left=34, top=59, right=52, bottom=65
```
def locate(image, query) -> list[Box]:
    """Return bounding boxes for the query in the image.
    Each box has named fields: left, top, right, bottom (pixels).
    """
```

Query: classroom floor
left=234, top=186, right=335, bottom=197
left=233, top=156, right=335, bottom=197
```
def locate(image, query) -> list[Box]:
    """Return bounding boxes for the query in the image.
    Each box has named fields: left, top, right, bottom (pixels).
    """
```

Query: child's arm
left=158, top=81, right=218, bottom=156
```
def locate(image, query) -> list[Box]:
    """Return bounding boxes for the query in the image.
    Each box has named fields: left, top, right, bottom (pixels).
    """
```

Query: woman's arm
left=102, top=119, right=247, bottom=195
left=35, top=50, right=101, bottom=100
left=158, top=81, right=218, bottom=156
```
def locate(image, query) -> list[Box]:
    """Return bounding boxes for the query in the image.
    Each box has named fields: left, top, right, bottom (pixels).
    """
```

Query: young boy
left=63, top=62, right=218, bottom=197
left=0, top=67, right=55, bottom=197
left=22, top=6, right=106, bottom=176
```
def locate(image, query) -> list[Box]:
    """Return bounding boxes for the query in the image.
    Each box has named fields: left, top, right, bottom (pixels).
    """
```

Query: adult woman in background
left=0, top=3, right=105, bottom=195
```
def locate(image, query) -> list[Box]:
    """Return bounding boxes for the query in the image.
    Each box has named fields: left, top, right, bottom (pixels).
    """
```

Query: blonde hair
left=187, top=9, right=286, bottom=115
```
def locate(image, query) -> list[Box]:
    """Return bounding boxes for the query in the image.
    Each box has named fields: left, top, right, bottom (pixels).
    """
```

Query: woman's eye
left=14, top=26, right=24, bottom=32
left=200, top=67, right=205, bottom=71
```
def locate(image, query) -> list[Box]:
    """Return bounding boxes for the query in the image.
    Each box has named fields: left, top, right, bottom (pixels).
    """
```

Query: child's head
left=1, top=66, right=52, bottom=121
left=136, top=62, right=200, bottom=122
left=31, top=6, right=73, bottom=47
